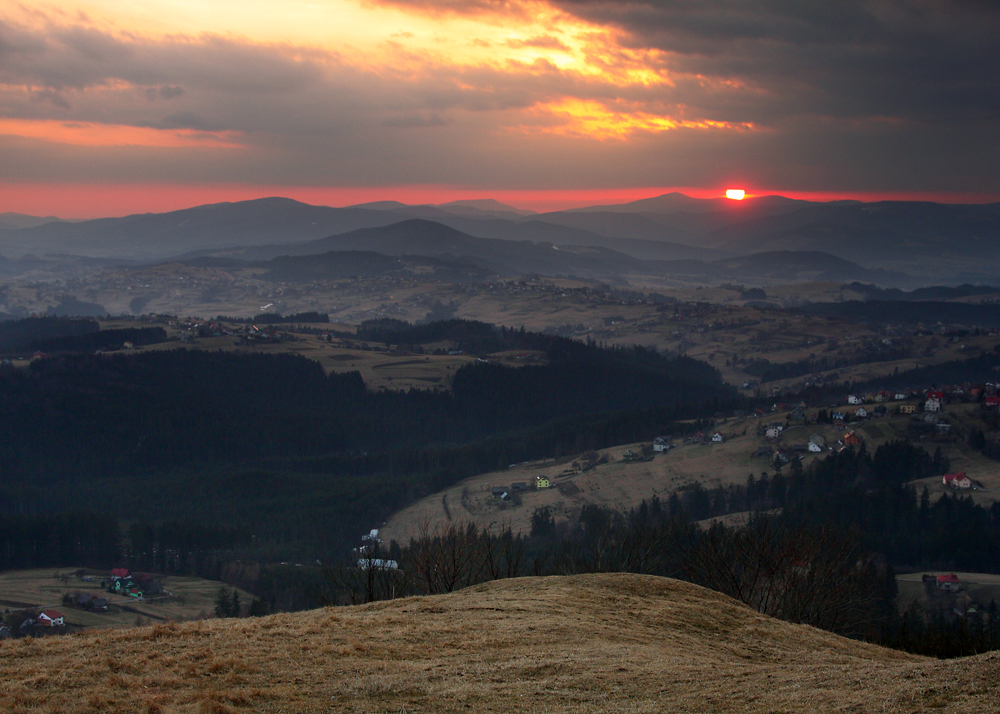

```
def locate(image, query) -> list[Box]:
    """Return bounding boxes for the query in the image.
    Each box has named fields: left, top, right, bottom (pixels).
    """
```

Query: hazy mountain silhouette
left=0, top=198, right=402, bottom=260
left=5, top=195, right=1000, bottom=284
left=234, top=219, right=650, bottom=277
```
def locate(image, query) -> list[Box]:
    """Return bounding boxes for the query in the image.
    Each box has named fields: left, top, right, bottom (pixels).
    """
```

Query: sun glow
left=726, top=189, right=746, bottom=200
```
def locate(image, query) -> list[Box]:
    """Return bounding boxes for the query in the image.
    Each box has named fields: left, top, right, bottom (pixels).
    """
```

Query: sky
left=1, top=0, right=998, bottom=217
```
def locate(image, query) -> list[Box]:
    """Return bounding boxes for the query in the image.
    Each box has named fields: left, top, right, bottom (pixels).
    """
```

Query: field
left=380, top=404, right=1000, bottom=542
left=0, top=568, right=254, bottom=632
left=1, top=573, right=996, bottom=714
left=896, top=572, right=1000, bottom=611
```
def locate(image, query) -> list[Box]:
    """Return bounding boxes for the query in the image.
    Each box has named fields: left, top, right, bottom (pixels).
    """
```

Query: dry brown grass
left=1, top=573, right=996, bottom=713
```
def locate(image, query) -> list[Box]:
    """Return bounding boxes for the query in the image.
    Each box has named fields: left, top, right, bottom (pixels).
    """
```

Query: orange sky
left=1, top=0, right=997, bottom=217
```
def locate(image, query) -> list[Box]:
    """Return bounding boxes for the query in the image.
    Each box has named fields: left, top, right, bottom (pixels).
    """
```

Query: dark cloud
left=551, top=0, right=1000, bottom=125
left=159, top=85, right=185, bottom=100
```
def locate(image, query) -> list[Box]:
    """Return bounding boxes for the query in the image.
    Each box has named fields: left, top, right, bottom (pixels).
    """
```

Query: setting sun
left=726, top=189, right=746, bottom=200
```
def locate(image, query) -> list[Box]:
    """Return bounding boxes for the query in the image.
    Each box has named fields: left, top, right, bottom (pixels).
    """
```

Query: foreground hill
left=1, top=573, right=994, bottom=713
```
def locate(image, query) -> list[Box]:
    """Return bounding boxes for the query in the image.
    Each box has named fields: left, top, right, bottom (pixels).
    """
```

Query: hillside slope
left=2, top=573, right=996, bottom=713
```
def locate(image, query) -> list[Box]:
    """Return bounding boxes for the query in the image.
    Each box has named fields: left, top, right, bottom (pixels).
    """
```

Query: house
left=937, top=573, right=961, bottom=592
left=854, top=407, right=868, bottom=419
left=943, top=472, right=972, bottom=489
left=765, top=425, right=782, bottom=439
left=511, top=482, right=528, bottom=492
left=622, top=449, right=643, bottom=462
left=895, top=393, right=909, bottom=401
left=808, top=441, right=823, bottom=453
left=357, top=558, right=399, bottom=571
left=491, top=486, right=510, bottom=499
left=847, top=395, right=861, bottom=405
left=924, top=398, right=942, bottom=412
left=788, top=407, right=805, bottom=421
left=843, top=431, right=862, bottom=446
left=985, top=395, right=1000, bottom=408
left=809, top=434, right=825, bottom=446
left=652, top=436, right=672, bottom=452
left=535, top=475, right=550, bottom=489
left=0, top=623, right=12, bottom=639
left=792, top=443, right=809, bottom=453
left=899, top=404, right=917, bottom=414
left=710, top=432, right=724, bottom=443
left=38, top=610, right=64, bottom=627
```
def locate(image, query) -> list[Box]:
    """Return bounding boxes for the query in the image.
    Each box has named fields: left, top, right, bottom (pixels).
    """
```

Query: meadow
left=1, top=573, right=996, bottom=714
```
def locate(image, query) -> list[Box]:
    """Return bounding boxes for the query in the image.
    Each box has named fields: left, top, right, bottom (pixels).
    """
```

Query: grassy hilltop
left=1, top=573, right=997, bottom=713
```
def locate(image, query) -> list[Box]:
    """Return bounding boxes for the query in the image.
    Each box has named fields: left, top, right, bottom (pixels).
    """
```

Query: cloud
left=549, top=0, right=1000, bottom=125
left=0, top=1, right=996, bottom=197
left=505, top=34, right=570, bottom=51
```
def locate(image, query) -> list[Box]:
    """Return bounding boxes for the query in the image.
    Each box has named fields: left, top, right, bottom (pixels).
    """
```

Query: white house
left=924, top=398, right=942, bottom=412
left=765, top=426, right=782, bottom=439
left=358, top=558, right=399, bottom=570
left=943, top=473, right=972, bottom=489
left=855, top=407, right=868, bottom=418
left=653, top=436, right=672, bottom=452
left=808, top=442, right=823, bottom=452
left=38, top=610, right=64, bottom=627
left=711, top=432, right=724, bottom=443
left=847, top=395, right=861, bottom=405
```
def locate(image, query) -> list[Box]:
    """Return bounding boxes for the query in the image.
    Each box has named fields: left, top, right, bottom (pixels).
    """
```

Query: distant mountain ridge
left=4, top=194, right=1000, bottom=284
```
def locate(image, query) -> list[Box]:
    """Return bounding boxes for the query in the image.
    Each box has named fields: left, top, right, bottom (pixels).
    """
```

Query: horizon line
left=2, top=183, right=998, bottom=220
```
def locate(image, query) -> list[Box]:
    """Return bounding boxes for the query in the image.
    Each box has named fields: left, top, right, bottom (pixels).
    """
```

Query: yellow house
left=899, top=404, right=917, bottom=414
left=535, top=475, right=550, bottom=489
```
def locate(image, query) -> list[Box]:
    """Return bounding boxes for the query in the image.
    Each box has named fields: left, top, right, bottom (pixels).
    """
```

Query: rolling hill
left=1, top=573, right=993, bottom=713
left=230, top=218, right=653, bottom=277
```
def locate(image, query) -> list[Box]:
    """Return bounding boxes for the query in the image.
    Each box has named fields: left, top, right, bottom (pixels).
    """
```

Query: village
left=0, top=567, right=253, bottom=638
left=474, top=381, right=1000, bottom=509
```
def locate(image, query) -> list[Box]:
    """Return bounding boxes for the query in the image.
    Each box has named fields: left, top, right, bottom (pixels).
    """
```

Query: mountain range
left=2, top=194, right=999, bottom=285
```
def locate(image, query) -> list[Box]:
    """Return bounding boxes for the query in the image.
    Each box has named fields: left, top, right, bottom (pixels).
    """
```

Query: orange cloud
left=0, top=118, right=245, bottom=148
left=520, top=98, right=755, bottom=140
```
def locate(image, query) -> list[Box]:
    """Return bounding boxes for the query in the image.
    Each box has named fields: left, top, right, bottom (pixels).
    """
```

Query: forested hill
left=0, top=323, right=733, bottom=559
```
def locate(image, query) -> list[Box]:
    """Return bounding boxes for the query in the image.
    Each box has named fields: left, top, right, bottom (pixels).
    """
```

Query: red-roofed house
left=38, top=610, right=64, bottom=627
left=937, top=574, right=961, bottom=592
left=985, top=395, right=1000, bottom=408
left=943, top=473, right=972, bottom=489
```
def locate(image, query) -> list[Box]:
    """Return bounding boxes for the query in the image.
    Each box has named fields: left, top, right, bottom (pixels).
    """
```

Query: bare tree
left=681, top=516, right=890, bottom=637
